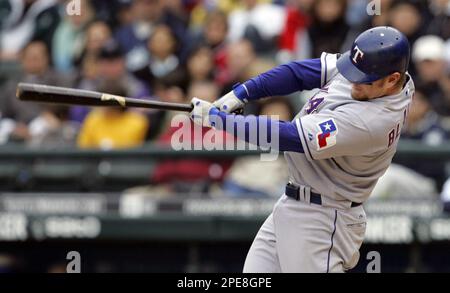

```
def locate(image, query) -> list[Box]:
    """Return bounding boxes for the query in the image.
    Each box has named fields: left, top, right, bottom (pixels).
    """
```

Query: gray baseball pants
left=243, top=194, right=367, bottom=273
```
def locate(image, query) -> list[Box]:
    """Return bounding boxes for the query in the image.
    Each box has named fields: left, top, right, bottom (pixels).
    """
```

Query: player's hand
left=189, top=97, right=217, bottom=128
left=213, top=90, right=245, bottom=113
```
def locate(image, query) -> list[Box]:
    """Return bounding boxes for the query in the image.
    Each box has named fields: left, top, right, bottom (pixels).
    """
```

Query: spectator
left=69, top=56, right=101, bottom=123
left=97, top=40, right=150, bottom=100
left=188, top=0, right=243, bottom=32
left=160, top=0, right=193, bottom=62
left=427, top=0, right=450, bottom=40
left=71, top=21, right=112, bottom=93
left=187, top=81, right=221, bottom=103
left=28, top=105, right=79, bottom=148
left=220, top=39, right=257, bottom=93
left=199, top=9, right=229, bottom=51
left=146, top=75, right=186, bottom=140
left=307, top=0, right=350, bottom=58
left=89, top=0, right=129, bottom=29
left=227, top=0, right=286, bottom=54
left=115, top=0, right=134, bottom=28
left=115, top=0, right=164, bottom=71
left=345, top=0, right=371, bottom=27
left=133, top=25, right=183, bottom=91
left=384, top=1, right=428, bottom=77
left=387, top=0, right=426, bottom=45
left=70, top=40, right=150, bottom=123
left=51, top=0, right=95, bottom=72
left=398, top=86, right=449, bottom=185
left=0, top=114, right=16, bottom=145
left=162, top=0, right=188, bottom=22
left=150, top=80, right=214, bottom=140
left=185, top=45, right=215, bottom=83
left=73, top=21, right=112, bottom=69
left=277, top=0, right=312, bottom=63
left=77, top=82, right=149, bottom=149
left=0, top=0, right=59, bottom=60
left=412, top=35, right=450, bottom=115
left=370, top=163, right=438, bottom=200
left=221, top=39, right=277, bottom=105
left=371, top=0, right=394, bottom=27
left=364, top=1, right=430, bottom=75
left=0, top=41, right=71, bottom=125
left=151, top=81, right=233, bottom=193
left=227, top=40, right=257, bottom=81
left=191, top=10, right=229, bottom=85
left=221, top=97, right=292, bottom=197
left=402, top=87, right=449, bottom=145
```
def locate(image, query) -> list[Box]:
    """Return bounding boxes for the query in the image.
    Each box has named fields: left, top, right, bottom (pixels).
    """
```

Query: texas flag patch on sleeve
left=316, top=119, right=338, bottom=150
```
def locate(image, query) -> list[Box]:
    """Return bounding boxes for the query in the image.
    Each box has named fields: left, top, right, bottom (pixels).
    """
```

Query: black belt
left=285, top=183, right=362, bottom=208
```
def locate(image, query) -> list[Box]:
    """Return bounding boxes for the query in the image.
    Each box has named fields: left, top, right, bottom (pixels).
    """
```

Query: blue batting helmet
left=336, top=26, right=410, bottom=84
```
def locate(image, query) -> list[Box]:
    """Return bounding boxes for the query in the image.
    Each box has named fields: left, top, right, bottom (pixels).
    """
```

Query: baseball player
left=189, top=26, right=414, bottom=273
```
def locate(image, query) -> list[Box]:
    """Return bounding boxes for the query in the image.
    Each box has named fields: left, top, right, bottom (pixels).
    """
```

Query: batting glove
left=190, top=97, right=220, bottom=128
left=213, top=84, right=247, bottom=113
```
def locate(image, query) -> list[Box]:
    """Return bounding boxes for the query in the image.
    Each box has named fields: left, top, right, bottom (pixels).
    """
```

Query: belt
left=285, top=183, right=362, bottom=208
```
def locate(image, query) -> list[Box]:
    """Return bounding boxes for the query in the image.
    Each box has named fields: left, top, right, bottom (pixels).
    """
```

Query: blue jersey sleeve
left=210, top=109, right=304, bottom=153
left=233, top=58, right=322, bottom=102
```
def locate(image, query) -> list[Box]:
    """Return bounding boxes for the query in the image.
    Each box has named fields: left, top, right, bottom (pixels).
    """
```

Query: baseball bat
left=16, top=83, right=193, bottom=112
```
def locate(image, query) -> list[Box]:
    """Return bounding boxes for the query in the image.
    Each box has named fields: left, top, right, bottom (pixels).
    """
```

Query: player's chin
left=351, top=88, right=368, bottom=101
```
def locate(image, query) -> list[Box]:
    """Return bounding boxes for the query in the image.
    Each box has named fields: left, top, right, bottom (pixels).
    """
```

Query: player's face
left=351, top=81, right=385, bottom=101
left=351, top=73, right=402, bottom=101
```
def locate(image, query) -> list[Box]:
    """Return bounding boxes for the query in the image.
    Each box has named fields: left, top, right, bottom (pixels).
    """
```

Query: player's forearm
left=211, top=109, right=304, bottom=153
left=233, top=59, right=322, bottom=102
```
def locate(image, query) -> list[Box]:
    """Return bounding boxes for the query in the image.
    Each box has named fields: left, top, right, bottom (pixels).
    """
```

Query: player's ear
left=386, top=72, right=402, bottom=89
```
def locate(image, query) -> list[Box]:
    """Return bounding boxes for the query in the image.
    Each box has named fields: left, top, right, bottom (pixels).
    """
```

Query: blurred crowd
left=1, top=0, right=450, bottom=201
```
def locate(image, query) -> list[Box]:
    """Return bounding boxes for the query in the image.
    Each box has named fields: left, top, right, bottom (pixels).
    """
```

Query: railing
left=0, top=139, right=447, bottom=192
left=0, top=139, right=449, bottom=159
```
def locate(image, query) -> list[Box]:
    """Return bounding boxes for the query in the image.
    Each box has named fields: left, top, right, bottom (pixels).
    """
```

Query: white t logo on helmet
left=352, top=45, right=365, bottom=63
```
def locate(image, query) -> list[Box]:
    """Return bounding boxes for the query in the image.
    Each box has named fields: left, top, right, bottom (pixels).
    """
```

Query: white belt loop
left=299, top=185, right=305, bottom=202
left=304, top=185, right=311, bottom=204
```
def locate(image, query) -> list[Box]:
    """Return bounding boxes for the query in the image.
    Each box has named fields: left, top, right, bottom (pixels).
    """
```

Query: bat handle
left=231, top=108, right=244, bottom=115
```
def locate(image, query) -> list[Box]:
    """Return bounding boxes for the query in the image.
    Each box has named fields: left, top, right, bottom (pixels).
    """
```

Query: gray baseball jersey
left=285, top=53, right=414, bottom=203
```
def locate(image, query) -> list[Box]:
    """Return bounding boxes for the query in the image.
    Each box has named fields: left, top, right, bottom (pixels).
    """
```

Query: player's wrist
left=232, top=83, right=249, bottom=103
left=208, top=107, right=223, bottom=128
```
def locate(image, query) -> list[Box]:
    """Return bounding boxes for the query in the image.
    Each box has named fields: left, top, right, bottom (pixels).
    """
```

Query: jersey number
left=306, top=97, right=324, bottom=114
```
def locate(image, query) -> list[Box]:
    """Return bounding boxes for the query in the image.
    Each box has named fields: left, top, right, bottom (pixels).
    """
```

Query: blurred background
left=0, top=0, right=450, bottom=273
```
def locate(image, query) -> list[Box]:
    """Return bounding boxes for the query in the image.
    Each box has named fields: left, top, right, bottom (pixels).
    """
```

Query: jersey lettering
left=388, top=123, right=401, bottom=147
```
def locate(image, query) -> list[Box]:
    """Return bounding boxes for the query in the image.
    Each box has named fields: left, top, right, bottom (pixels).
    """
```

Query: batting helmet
left=336, top=26, right=410, bottom=84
